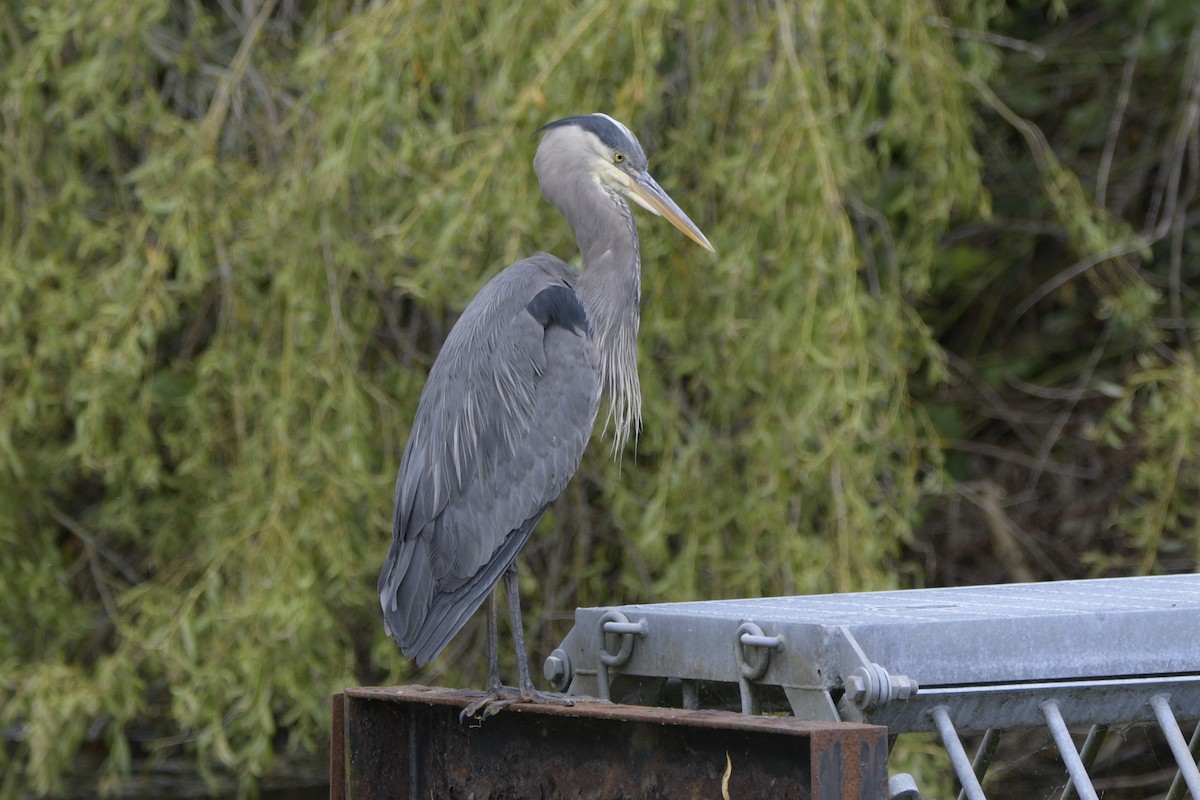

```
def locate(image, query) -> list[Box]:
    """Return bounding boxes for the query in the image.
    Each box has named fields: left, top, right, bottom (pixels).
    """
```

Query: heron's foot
left=458, top=686, right=575, bottom=724
left=459, top=686, right=521, bottom=724
left=518, top=687, right=575, bottom=707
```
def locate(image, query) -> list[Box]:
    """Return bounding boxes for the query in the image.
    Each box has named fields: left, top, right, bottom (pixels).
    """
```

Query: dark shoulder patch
left=526, top=285, right=590, bottom=336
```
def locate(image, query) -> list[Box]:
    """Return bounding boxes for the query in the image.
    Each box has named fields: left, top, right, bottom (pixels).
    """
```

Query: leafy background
left=1, top=0, right=1198, bottom=796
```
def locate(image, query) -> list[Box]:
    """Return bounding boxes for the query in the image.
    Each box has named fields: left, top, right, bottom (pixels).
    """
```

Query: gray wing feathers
left=380, top=256, right=601, bottom=666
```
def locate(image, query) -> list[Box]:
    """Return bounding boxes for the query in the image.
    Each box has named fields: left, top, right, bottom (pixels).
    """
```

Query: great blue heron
left=378, top=113, right=714, bottom=715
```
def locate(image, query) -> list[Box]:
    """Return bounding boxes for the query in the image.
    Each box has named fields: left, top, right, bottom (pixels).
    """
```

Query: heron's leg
left=462, top=566, right=572, bottom=722
left=484, top=588, right=502, bottom=693
left=503, top=564, right=573, bottom=706
left=460, top=588, right=516, bottom=723
left=502, top=564, right=534, bottom=694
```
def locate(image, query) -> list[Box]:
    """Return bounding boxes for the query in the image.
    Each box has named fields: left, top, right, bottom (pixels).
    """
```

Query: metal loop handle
left=598, top=611, right=647, bottom=667
left=594, top=610, right=647, bottom=702
left=735, top=622, right=783, bottom=681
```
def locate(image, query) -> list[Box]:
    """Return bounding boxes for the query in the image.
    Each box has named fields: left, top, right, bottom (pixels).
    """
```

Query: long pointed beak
left=625, top=170, right=716, bottom=253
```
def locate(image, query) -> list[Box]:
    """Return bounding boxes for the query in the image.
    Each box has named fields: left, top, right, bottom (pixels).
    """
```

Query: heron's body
left=378, top=114, right=713, bottom=698
left=380, top=256, right=601, bottom=665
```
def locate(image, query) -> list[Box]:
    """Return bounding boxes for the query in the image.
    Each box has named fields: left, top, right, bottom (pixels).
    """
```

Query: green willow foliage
left=1, top=0, right=1195, bottom=794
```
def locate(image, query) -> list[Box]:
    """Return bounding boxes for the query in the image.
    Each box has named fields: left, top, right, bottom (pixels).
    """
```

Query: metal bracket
left=833, top=626, right=918, bottom=720
left=782, top=686, right=841, bottom=722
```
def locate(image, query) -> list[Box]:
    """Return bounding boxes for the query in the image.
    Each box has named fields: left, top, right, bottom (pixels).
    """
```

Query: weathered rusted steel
left=330, top=692, right=346, bottom=797
left=332, top=685, right=887, bottom=800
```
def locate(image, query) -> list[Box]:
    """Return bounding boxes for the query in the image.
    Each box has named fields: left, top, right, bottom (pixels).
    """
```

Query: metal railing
left=547, top=574, right=1200, bottom=798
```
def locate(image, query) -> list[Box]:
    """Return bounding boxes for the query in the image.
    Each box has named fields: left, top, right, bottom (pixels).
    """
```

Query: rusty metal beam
left=332, top=685, right=887, bottom=799
left=330, top=690, right=345, bottom=796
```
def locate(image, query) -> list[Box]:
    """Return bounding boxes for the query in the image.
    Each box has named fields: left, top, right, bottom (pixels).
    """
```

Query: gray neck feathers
left=547, top=171, right=642, bottom=453
left=576, top=189, right=642, bottom=454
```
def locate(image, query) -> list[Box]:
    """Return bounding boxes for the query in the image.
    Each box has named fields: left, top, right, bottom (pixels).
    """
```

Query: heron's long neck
left=573, top=192, right=642, bottom=453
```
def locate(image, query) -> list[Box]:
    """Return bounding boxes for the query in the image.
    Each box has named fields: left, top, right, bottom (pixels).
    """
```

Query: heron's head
left=534, top=113, right=715, bottom=253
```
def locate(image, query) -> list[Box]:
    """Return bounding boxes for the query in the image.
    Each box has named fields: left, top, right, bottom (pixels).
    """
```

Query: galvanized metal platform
left=548, top=574, right=1200, bottom=729
left=546, top=573, right=1200, bottom=799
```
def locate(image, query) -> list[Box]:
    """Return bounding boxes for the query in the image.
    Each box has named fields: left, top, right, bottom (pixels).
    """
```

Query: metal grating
left=546, top=574, right=1200, bottom=798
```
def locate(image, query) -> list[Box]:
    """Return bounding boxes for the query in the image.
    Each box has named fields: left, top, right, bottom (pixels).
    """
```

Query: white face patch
left=587, top=149, right=631, bottom=189
left=591, top=160, right=661, bottom=217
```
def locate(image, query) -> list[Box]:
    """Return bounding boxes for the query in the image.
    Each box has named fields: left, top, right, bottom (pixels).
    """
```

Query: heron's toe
left=459, top=686, right=521, bottom=724
left=519, top=688, right=575, bottom=707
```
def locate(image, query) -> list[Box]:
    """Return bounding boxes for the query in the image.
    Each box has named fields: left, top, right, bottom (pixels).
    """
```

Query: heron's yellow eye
left=613, top=152, right=625, bottom=163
